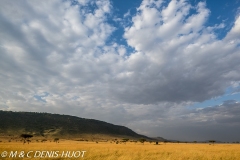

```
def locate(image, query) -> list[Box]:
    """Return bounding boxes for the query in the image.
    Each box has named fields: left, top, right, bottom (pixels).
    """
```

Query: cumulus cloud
left=119, top=0, right=240, bottom=104
left=0, top=0, right=240, bottom=141
left=125, top=100, right=240, bottom=141
left=0, top=0, right=122, bottom=121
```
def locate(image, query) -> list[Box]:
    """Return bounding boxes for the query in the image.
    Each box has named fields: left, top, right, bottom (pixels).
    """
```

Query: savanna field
left=1, top=140, right=240, bottom=160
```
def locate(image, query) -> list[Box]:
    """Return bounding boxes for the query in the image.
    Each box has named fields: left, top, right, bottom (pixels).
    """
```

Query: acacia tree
left=54, top=138, right=59, bottom=143
left=122, top=138, right=129, bottom=144
left=20, top=134, right=33, bottom=144
left=209, top=140, right=216, bottom=145
left=139, top=138, right=146, bottom=145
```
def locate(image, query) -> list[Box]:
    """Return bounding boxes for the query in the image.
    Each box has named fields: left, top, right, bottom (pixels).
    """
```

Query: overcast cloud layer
left=0, top=0, right=240, bottom=141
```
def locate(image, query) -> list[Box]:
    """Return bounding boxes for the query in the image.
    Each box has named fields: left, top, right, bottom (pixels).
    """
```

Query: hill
left=0, top=110, right=151, bottom=140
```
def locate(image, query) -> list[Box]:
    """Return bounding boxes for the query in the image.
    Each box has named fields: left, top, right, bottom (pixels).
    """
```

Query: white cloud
left=123, top=10, right=131, bottom=18
left=119, top=0, right=240, bottom=104
left=77, top=0, right=90, bottom=6
left=0, top=0, right=116, bottom=110
left=225, top=16, right=240, bottom=43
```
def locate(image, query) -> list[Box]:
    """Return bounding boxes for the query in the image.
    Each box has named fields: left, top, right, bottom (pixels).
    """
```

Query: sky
left=0, top=0, right=240, bottom=142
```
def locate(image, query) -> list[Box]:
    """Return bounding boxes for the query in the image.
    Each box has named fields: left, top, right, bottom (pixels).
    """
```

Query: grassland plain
left=0, top=140, right=240, bottom=160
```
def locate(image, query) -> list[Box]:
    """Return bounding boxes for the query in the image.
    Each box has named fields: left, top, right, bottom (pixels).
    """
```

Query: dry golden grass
left=0, top=140, right=240, bottom=160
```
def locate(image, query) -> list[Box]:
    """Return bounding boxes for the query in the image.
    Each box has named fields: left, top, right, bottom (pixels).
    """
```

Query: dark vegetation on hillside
left=0, top=110, right=149, bottom=139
